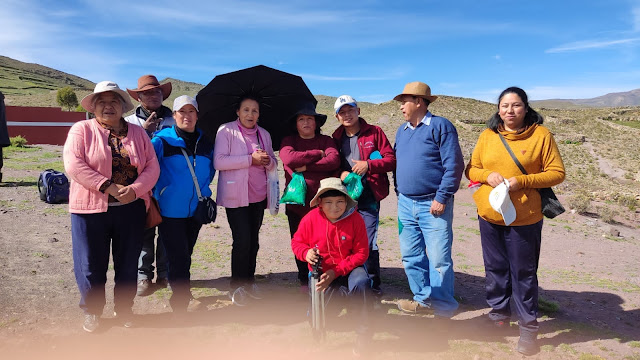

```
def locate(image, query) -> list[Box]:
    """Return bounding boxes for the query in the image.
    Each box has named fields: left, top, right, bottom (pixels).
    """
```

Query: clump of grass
left=567, top=190, right=592, bottom=214
left=538, top=296, right=560, bottom=315
left=597, top=205, right=619, bottom=224
left=616, top=194, right=638, bottom=211
left=10, top=135, right=28, bottom=147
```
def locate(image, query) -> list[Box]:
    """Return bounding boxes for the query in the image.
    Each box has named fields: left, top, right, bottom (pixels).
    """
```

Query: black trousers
left=478, top=216, right=543, bottom=333
left=158, top=216, right=201, bottom=311
left=226, top=200, right=266, bottom=288
left=286, top=210, right=311, bottom=285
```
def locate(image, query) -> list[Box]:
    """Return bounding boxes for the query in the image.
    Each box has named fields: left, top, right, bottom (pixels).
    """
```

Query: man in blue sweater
left=392, top=82, right=464, bottom=319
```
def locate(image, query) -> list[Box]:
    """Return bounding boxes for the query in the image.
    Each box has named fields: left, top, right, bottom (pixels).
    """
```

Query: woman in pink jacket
left=214, top=96, right=277, bottom=306
left=63, top=81, right=159, bottom=332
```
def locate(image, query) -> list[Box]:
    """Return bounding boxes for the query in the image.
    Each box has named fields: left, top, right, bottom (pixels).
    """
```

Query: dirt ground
left=1, top=145, right=639, bottom=360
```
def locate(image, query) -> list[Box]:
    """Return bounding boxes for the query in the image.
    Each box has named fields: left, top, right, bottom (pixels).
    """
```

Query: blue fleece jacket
left=394, top=112, right=464, bottom=204
left=151, top=126, right=215, bottom=218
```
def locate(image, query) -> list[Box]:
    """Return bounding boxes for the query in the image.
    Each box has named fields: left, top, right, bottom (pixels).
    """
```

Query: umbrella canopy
left=196, top=65, right=317, bottom=148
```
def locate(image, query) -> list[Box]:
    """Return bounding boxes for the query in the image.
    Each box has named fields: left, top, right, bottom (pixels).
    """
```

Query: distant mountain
left=532, top=89, right=640, bottom=108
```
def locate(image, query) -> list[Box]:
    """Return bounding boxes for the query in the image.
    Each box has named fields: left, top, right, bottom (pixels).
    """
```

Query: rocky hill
left=532, top=88, right=640, bottom=108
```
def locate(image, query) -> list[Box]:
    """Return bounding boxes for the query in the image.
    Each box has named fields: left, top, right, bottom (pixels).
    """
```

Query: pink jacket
left=63, top=119, right=160, bottom=214
left=214, top=121, right=277, bottom=208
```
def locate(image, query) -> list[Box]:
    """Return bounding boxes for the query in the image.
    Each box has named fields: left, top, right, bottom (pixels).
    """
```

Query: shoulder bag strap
left=498, top=133, right=528, bottom=175
left=181, top=148, right=203, bottom=199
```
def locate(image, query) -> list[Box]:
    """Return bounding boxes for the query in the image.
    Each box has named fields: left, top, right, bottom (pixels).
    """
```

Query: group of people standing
left=62, top=74, right=564, bottom=357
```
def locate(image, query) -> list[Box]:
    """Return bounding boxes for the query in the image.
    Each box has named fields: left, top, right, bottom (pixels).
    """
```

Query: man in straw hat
left=125, top=75, right=175, bottom=296
left=291, top=177, right=373, bottom=355
left=392, top=81, right=464, bottom=319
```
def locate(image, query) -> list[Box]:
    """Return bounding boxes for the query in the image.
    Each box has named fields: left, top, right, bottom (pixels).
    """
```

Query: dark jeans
left=286, top=210, right=311, bottom=285
left=226, top=200, right=266, bottom=288
left=312, top=266, right=372, bottom=336
left=137, top=226, right=168, bottom=281
left=71, top=200, right=145, bottom=316
left=478, top=216, right=543, bottom=333
left=158, top=216, right=201, bottom=311
left=358, top=206, right=381, bottom=289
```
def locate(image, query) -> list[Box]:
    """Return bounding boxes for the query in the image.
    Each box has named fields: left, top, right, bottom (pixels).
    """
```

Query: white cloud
left=545, top=38, right=640, bottom=53
left=493, top=55, right=501, bottom=60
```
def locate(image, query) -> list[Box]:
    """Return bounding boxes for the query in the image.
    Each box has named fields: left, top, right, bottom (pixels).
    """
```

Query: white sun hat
left=489, top=180, right=517, bottom=226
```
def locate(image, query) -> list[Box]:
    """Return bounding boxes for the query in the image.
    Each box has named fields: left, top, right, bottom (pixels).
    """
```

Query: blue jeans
left=397, top=193, right=458, bottom=317
left=358, top=206, right=381, bottom=289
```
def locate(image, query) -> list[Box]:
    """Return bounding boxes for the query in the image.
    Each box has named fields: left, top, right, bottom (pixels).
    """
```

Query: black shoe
left=156, top=277, right=170, bottom=290
left=517, top=331, right=539, bottom=356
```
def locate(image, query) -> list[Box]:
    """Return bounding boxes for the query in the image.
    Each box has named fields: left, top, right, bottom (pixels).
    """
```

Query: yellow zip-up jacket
left=465, top=124, right=565, bottom=226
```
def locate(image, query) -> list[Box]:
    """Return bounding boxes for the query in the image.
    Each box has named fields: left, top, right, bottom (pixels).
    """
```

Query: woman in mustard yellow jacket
left=465, top=87, right=564, bottom=356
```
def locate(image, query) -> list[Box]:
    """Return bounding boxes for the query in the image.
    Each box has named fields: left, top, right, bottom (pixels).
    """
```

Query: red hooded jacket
left=291, top=206, right=369, bottom=277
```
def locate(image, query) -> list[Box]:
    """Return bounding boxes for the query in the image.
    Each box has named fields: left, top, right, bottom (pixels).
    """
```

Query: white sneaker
left=230, top=287, right=249, bottom=306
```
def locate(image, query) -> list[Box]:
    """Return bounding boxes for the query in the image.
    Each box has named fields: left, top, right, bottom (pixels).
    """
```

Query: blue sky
left=2, top=0, right=639, bottom=103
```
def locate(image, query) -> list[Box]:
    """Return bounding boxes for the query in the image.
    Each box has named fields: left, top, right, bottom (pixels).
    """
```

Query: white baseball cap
left=333, top=95, right=357, bottom=114
left=489, top=180, right=516, bottom=226
left=173, top=95, right=199, bottom=112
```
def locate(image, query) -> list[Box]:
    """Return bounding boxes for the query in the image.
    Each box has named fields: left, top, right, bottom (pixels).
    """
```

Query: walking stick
left=310, top=247, right=325, bottom=341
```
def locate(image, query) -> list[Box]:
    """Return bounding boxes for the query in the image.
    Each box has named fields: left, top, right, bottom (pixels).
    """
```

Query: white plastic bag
left=267, top=167, right=280, bottom=215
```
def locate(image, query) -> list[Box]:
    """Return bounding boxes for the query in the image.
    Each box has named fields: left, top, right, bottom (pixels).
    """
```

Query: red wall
left=6, top=106, right=87, bottom=146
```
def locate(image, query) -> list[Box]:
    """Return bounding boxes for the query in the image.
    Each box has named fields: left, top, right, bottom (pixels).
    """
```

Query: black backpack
left=38, top=169, right=70, bottom=204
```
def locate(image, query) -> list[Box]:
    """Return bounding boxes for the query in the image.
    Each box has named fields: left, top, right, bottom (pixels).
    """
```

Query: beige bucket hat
left=310, top=177, right=357, bottom=210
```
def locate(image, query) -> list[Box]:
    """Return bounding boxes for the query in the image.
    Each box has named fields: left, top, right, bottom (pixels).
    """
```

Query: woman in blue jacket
left=152, top=95, right=215, bottom=313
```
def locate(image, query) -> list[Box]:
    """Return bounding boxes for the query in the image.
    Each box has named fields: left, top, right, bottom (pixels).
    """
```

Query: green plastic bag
left=343, top=172, right=364, bottom=201
left=279, top=172, right=307, bottom=205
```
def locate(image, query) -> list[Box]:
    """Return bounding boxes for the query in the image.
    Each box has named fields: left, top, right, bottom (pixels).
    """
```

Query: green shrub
left=9, top=135, right=28, bottom=147
left=616, top=195, right=638, bottom=211
left=567, top=191, right=592, bottom=214
left=597, top=206, right=618, bottom=224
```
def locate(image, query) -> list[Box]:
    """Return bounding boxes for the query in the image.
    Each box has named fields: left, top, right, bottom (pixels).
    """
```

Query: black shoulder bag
left=498, top=133, right=565, bottom=219
left=181, top=149, right=217, bottom=224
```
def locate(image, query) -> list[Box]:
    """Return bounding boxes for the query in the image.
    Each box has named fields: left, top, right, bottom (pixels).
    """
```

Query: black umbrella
left=196, top=65, right=317, bottom=148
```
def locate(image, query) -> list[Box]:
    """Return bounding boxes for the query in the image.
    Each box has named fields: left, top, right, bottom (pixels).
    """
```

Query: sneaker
left=371, top=286, right=383, bottom=297
left=396, top=299, right=434, bottom=314
left=83, top=314, right=99, bottom=333
left=247, top=283, right=263, bottom=299
left=136, top=279, right=153, bottom=297
left=517, top=331, right=540, bottom=356
left=156, top=277, right=170, bottom=290
left=229, top=287, right=249, bottom=306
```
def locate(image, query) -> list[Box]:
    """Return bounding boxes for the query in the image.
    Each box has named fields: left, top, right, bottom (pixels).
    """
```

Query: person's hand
left=487, top=172, right=505, bottom=187
left=251, top=150, right=270, bottom=166
left=305, top=247, right=319, bottom=265
left=340, top=171, right=350, bottom=181
left=506, top=177, right=521, bottom=191
left=315, top=269, right=336, bottom=292
left=351, top=160, right=368, bottom=176
left=294, top=165, right=307, bottom=172
left=116, top=186, right=137, bottom=204
left=320, top=150, right=325, bottom=158
left=142, top=112, right=159, bottom=131
left=430, top=200, right=446, bottom=216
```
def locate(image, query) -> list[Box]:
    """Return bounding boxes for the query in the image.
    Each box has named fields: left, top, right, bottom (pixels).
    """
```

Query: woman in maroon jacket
left=279, top=102, right=340, bottom=291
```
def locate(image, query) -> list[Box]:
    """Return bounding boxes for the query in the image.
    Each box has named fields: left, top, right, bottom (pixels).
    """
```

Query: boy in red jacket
left=291, top=177, right=372, bottom=354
